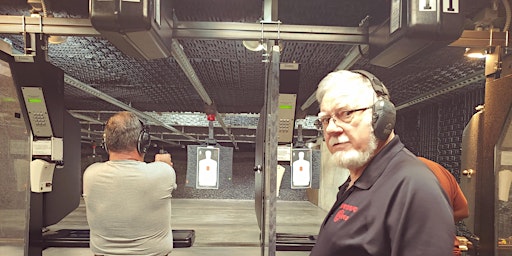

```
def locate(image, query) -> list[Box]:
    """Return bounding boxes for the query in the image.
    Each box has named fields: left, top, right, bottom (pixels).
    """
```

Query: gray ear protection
left=103, top=119, right=151, bottom=154
left=351, top=70, right=396, bottom=140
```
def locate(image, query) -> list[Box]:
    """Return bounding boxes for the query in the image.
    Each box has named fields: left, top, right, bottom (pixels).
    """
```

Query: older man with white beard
left=310, top=70, right=454, bottom=256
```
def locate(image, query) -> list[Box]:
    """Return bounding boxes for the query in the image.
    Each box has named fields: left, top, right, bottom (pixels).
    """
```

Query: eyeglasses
left=315, top=106, right=372, bottom=130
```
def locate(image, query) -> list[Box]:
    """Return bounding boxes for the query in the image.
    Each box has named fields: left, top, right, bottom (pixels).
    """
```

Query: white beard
left=332, top=132, right=378, bottom=170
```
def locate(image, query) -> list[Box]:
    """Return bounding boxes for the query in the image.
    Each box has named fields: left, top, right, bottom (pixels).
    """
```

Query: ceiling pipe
left=64, top=74, right=200, bottom=143
left=170, top=38, right=238, bottom=149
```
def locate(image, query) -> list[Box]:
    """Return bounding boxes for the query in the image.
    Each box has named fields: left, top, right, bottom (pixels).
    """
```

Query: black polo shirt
left=310, top=136, right=454, bottom=256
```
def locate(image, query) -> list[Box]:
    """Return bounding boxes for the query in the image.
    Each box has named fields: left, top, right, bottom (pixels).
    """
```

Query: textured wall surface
left=396, top=86, right=485, bottom=182
left=0, top=58, right=30, bottom=250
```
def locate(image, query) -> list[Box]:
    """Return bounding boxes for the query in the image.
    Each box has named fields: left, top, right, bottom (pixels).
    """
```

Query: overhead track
left=1, top=15, right=507, bottom=45
left=64, top=75, right=200, bottom=143
left=74, top=113, right=180, bottom=146
left=173, top=21, right=367, bottom=43
left=71, top=112, right=104, bottom=125
left=0, top=15, right=238, bottom=147
left=300, top=44, right=369, bottom=112
left=170, top=39, right=238, bottom=149
left=395, top=69, right=486, bottom=110
left=0, top=15, right=368, bottom=44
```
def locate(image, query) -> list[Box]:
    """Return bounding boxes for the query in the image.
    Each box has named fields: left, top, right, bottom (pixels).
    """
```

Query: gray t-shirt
left=83, top=160, right=177, bottom=256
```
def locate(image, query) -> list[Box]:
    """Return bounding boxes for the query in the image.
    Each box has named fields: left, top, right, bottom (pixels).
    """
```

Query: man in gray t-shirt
left=83, top=111, right=177, bottom=256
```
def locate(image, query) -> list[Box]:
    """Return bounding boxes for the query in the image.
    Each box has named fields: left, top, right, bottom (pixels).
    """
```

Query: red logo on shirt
left=333, top=203, right=358, bottom=222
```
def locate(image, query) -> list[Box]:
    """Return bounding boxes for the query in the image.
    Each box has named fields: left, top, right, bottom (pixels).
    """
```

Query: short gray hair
left=104, top=111, right=143, bottom=153
left=316, top=70, right=390, bottom=105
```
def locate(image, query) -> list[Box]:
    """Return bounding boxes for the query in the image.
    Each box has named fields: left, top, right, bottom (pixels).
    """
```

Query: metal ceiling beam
left=72, top=116, right=320, bottom=146
left=334, top=44, right=369, bottom=71
left=174, top=21, right=366, bottom=43
left=0, top=15, right=97, bottom=35
left=300, top=44, right=369, bottom=112
left=170, top=39, right=238, bottom=149
left=395, top=69, right=486, bottom=110
left=2, top=15, right=507, bottom=46
left=64, top=74, right=201, bottom=143
left=449, top=30, right=509, bottom=48
left=71, top=112, right=104, bottom=124
left=70, top=110, right=269, bottom=129
left=0, top=15, right=280, bottom=149
left=0, top=15, right=367, bottom=44
left=0, top=15, right=366, bottom=150
left=214, top=111, right=238, bottom=149
left=170, top=39, right=213, bottom=105
left=7, top=15, right=508, bottom=46
left=80, top=128, right=103, bottom=137
left=147, top=132, right=259, bottom=144
left=74, top=112, right=180, bottom=146
left=148, top=135, right=180, bottom=146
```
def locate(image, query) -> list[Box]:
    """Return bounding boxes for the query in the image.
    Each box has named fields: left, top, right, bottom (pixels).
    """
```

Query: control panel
left=21, top=87, right=53, bottom=137
left=278, top=94, right=297, bottom=143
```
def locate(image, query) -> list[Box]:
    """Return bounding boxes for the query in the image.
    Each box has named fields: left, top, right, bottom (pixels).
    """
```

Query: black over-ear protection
left=137, top=120, right=151, bottom=154
left=351, top=70, right=396, bottom=140
left=103, top=119, right=151, bottom=154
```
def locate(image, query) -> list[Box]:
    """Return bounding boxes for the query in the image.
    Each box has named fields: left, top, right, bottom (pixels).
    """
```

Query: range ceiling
left=0, top=0, right=495, bottom=150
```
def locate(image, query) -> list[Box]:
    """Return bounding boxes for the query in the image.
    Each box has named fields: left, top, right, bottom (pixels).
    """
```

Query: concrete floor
left=37, top=198, right=327, bottom=256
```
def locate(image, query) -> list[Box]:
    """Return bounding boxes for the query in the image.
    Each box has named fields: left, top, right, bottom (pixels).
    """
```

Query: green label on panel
left=28, top=98, right=42, bottom=103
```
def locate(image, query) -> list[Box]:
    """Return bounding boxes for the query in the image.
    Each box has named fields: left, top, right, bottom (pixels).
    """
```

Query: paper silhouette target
left=196, top=147, right=220, bottom=189
left=291, top=149, right=312, bottom=188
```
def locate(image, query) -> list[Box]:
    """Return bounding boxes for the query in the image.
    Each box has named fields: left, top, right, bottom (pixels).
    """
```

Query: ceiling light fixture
left=28, top=0, right=67, bottom=44
left=45, top=13, right=68, bottom=44
left=242, top=40, right=267, bottom=51
left=47, top=34, right=67, bottom=44
left=243, top=20, right=269, bottom=52
left=464, top=47, right=488, bottom=58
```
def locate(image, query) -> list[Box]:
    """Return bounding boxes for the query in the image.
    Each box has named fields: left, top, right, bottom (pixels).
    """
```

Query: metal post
left=263, top=44, right=280, bottom=256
